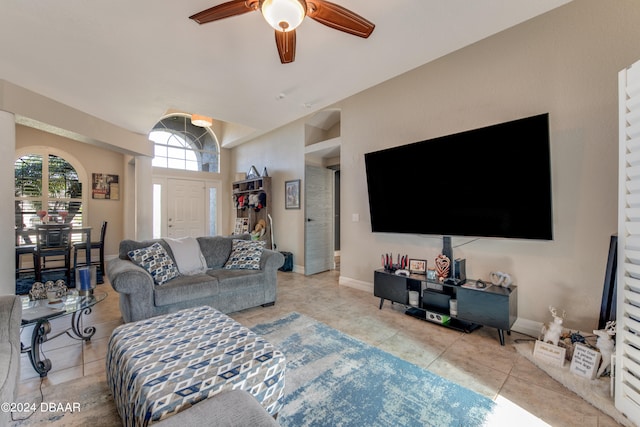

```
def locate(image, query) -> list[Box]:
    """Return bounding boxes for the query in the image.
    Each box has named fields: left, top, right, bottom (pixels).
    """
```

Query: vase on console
left=36, top=210, right=48, bottom=224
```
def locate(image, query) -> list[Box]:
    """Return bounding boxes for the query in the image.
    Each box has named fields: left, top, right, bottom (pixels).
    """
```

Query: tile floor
left=18, top=270, right=621, bottom=426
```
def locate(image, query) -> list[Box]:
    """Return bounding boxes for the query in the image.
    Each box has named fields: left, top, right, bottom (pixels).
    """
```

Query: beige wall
left=16, top=125, right=125, bottom=258
left=230, top=0, right=640, bottom=332
left=230, top=119, right=305, bottom=259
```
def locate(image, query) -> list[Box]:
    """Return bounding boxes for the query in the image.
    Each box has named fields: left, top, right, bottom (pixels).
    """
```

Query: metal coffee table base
left=21, top=307, right=97, bottom=377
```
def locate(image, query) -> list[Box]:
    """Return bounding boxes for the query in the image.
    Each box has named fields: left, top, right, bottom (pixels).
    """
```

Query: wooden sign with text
left=569, top=343, right=601, bottom=379
left=533, top=340, right=566, bottom=367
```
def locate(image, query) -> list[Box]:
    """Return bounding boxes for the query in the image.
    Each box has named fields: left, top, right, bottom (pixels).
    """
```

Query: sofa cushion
left=223, top=240, right=265, bottom=270
left=209, top=269, right=266, bottom=292
left=163, top=237, right=207, bottom=275
left=197, top=235, right=239, bottom=268
left=153, top=274, right=218, bottom=306
left=128, top=242, right=180, bottom=285
left=153, top=389, right=280, bottom=427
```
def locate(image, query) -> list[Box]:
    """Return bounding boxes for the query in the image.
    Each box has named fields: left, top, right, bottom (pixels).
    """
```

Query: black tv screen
left=364, top=113, right=553, bottom=240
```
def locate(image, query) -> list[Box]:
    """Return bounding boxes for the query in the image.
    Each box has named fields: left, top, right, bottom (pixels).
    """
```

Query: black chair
left=74, top=221, right=107, bottom=284
left=15, top=229, right=36, bottom=279
left=33, top=224, right=73, bottom=284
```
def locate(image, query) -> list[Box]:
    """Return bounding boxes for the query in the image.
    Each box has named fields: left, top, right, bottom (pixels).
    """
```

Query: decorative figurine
left=435, top=254, right=450, bottom=282
left=540, top=306, right=565, bottom=346
left=28, top=280, right=67, bottom=300
left=247, top=165, right=260, bottom=179
left=594, top=320, right=616, bottom=377
left=489, top=271, right=512, bottom=287
left=251, top=219, right=267, bottom=240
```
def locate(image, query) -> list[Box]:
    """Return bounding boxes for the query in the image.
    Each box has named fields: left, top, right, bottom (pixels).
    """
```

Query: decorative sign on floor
left=569, top=343, right=601, bottom=380
left=533, top=340, right=566, bottom=367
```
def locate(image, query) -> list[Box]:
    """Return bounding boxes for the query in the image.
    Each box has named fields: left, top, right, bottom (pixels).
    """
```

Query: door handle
left=307, top=218, right=313, bottom=222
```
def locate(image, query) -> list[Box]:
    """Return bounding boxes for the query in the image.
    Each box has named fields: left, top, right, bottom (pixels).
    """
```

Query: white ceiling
left=0, top=0, right=571, bottom=147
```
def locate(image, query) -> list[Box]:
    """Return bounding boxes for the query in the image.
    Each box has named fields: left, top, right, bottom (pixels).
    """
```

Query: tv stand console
left=374, top=269, right=517, bottom=345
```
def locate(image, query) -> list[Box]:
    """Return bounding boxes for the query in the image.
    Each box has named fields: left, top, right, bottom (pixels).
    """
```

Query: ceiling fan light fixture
left=261, top=0, right=306, bottom=32
left=191, top=114, right=213, bottom=127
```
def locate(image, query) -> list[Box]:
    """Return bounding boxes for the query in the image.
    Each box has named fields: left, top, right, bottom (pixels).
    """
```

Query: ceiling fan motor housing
left=260, top=0, right=308, bottom=32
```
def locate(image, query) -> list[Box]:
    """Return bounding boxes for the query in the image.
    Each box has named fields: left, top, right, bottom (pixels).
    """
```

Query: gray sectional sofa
left=154, top=389, right=279, bottom=427
left=0, top=296, right=21, bottom=426
left=106, top=235, right=284, bottom=322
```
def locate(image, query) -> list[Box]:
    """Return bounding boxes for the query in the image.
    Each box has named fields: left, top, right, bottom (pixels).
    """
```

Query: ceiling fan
left=189, top=0, right=375, bottom=64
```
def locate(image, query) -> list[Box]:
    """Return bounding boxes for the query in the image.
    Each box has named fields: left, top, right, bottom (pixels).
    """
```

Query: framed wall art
left=285, top=179, right=301, bottom=209
left=92, top=173, right=120, bottom=200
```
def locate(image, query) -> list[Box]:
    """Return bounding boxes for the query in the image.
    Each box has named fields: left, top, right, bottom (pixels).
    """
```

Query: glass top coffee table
left=20, top=291, right=107, bottom=377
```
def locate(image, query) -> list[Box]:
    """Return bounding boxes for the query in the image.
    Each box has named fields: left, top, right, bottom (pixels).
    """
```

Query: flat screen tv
left=364, top=113, right=553, bottom=240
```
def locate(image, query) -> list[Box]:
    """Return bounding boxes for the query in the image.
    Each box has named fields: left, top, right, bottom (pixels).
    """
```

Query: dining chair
left=74, top=221, right=107, bottom=283
left=33, top=224, right=73, bottom=284
left=15, top=229, right=36, bottom=278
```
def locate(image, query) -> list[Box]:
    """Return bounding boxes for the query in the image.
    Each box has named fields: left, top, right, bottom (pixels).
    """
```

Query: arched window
left=15, top=152, right=84, bottom=228
left=150, top=114, right=220, bottom=172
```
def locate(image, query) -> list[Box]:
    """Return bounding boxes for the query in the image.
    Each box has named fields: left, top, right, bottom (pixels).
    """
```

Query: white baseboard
left=339, top=276, right=373, bottom=293
left=293, top=265, right=304, bottom=274
left=511, top=317, right=543, bottom=339
left=335, top=274, right=542, bottom=338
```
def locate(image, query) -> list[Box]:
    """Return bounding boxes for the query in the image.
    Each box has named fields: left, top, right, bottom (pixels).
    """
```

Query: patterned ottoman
left=106, top=306, right=285, bottom=427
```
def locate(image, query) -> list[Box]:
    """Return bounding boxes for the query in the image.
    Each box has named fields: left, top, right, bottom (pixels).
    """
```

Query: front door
left=167, top=179, right=206, bottom=238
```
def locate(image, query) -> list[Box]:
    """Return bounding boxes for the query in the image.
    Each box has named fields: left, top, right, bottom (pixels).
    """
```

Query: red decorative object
left=435, top=254, right=451, bottom=282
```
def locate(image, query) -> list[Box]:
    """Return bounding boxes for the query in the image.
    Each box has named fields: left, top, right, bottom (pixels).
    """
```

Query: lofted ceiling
left=0, top=0, right=571, bottom=147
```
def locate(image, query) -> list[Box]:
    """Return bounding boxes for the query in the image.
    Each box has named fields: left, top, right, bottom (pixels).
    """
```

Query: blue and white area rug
left=14, top=312, right=529, bottom=426
left=252, top=312, right=496, bottom=427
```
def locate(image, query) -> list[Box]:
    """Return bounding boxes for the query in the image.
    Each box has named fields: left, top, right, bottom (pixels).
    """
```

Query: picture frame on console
left=409, top=259, right=427, bottom=275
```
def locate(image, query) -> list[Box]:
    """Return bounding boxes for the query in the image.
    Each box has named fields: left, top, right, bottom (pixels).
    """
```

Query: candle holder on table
left=76, top=266, right=96, bottom=296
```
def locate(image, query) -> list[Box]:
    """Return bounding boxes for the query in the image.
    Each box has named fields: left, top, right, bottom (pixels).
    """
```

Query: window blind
left=617, top=59, right=640, bottom=425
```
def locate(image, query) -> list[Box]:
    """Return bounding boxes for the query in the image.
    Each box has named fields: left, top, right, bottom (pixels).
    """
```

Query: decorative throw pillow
left=128, top=242, right=180, bottom=285
left=223, top=239, right=266, bottom=270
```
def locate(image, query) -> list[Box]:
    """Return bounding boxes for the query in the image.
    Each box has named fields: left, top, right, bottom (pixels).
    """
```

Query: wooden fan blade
left=189, top=0, right=258, bottom=24
left=275, top=30, right=296, bottom=64
left=306, top=0, right=374, bottom=38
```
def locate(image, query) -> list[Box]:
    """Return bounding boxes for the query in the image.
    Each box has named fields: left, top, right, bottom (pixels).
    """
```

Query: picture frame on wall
left=285, top=179, right=301, bottom=209
left=409, top=259, right=427, bottom=275
left=92, top=173, right=120, bottom=200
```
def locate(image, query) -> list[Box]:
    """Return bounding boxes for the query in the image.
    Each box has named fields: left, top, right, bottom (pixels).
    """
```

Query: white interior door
left=167, top=179, right=206, bottom=238
left=304, top=165, right=333, bottom=275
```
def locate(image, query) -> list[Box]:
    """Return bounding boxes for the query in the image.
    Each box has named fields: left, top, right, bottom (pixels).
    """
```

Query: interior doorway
left=303, top=108, right=341, bottom=275
left=329, top=166, right=340, bottom=270
left=304, top=165, right=333, bottom=275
